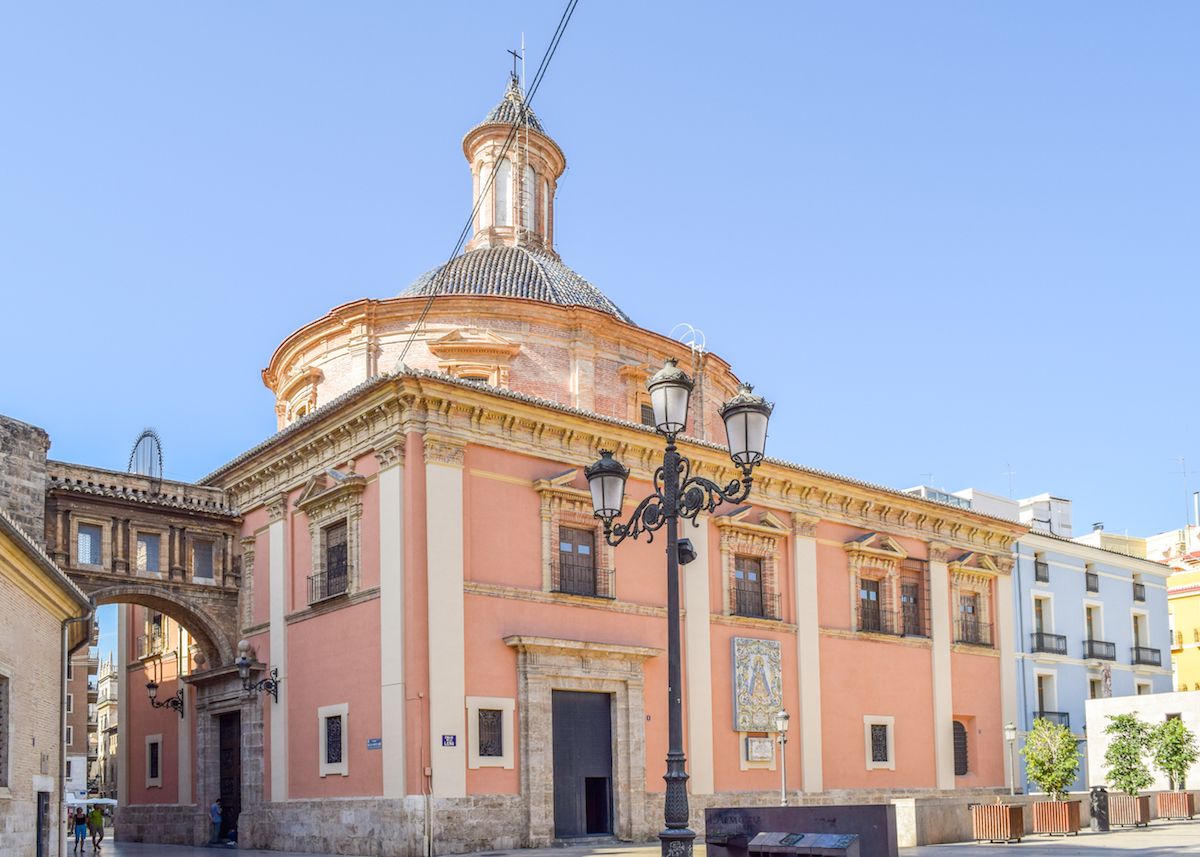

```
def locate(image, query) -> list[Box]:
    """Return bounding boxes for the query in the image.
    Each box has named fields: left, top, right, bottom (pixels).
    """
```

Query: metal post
left=779, top=733, right=788, bottom=806
left=1007, top=738, right=1015, bottom=796
left=660, top=441, right=694, bottom=856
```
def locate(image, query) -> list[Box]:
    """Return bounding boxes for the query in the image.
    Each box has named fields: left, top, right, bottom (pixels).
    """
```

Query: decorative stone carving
left=427, top=327, right=521, bottom=388
left=732, top=637, right=782, bottom=732
left=424, top=438, right=466, bottom=468
left=240, top=536, right=256, bottom=630
left=266, top=494, right=289, bottom=524
left=928, top=541, right=954, bottom=564
left=792, top=512, right=819, bottom=538
left=373, top=442, right=405, bottom=470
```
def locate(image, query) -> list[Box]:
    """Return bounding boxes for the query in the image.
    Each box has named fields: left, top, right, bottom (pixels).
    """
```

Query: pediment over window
left=844, top=532, right=908, bottom=560
left=295, top=467, right=366, bottom=516
left=428, top=327, right=521, bottom=386
left=715, top=505, right=789, bottom=536
left=949, top=550, right=1001, bottom=579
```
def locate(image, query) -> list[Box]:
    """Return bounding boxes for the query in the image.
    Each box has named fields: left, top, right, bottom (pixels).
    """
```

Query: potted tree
left=1023, top=717, right=1082, bottom=835
left=1150, top=717, right=1199, bottom=820
left=1104, top=713, right=1153, bottom=827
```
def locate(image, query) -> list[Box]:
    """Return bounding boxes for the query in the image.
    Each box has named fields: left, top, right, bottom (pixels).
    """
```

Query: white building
left=1084, top=690, right=1200, bottom=790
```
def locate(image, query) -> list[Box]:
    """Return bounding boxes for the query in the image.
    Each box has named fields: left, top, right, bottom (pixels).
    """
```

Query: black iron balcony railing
left=901, top=603, right=928, bottom=638
left=1034, top=560, right=1050, bottom=582
left=1033, top=710, right=1070, bottom=728
left=135, top=633, right=164, bottom=659
left=307, top=566, right=348, bottom=604
left=955, top=619, right=993, bottom=647
left=1132, top=646, right=1162, bottom=666
left=857, top=602, right=894, bottom=635
left=551, top=560, right=614, bottom=599
left=735, top=587, right=781, bottom=621
left=1084, top=638, right=1117, bottom=660
left=1086, top=571, right=1099, bottom=592
left=1133, top=582, right=1146, bottom=602
left=1031, top=632, right=1068, bottom=655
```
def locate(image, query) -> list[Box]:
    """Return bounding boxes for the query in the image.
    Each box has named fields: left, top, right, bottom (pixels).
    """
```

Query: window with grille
left=137, top=533, right=160, bottom=574
left=859, top=578, right=882, bottom=632
left=325, top=521, right=349, bottom=596
left=952, top=721, right=968, bottom=775
left=66, top=725, right=73, bottom=746
left=870, top=724, right=889, bottom=763
left=959, top=594, right=981, bottom=643
left=640, top=403, right=656, bottom=427
left=557, top=527, right=597, bottom=596
left=325, top=715, right=343, bottom=764
left=901, top=582, right=922, bottom=635
left=77, top=524, right=102, bottom=566
left=478, top=709, right=503, bottom=757
left=193, top=540, right=214, bottom=579
left=734, top=555, right=765, bottom=617
left=148, top=740, right=160, bottom=780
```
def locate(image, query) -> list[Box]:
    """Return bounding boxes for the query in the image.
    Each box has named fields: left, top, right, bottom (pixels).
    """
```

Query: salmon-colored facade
left=111, top=76, right=1027, bottom=853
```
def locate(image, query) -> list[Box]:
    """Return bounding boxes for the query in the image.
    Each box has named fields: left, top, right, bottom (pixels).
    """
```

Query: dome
left=400, top=245, right=633, bottom=324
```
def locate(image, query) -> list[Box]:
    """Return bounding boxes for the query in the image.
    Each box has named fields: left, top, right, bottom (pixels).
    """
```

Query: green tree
left=1022, top=717, right=1080, bottom=800
left=1104, top=713, right=1153, bottom=796
left=1150, top=717, right=1199, bottom=791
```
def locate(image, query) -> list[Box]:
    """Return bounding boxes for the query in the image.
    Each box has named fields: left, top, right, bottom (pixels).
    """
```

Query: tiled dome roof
left=400, top=246, right=633, bottom=324
left=477, top=75, right=546, bottom=135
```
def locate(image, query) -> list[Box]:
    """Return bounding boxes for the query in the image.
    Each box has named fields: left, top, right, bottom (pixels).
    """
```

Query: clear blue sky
left=4, top=1, right=1199, bottom=576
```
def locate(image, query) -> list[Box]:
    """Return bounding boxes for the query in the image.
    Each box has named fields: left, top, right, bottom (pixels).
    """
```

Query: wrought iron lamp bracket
left=243, top=667, right=281, bottom=703
left=149, top=688, right=186, bottom=718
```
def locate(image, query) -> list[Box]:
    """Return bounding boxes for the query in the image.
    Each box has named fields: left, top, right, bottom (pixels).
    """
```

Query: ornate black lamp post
left=585, top=359, right=772, bottom=857
left=145, top=680, right=185, bottom=718
left=235, top=641, right=281, bottom=703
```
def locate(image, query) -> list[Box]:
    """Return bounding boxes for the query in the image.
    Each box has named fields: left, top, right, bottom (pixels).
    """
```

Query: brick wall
left=0, top=414, right=50, bottom=540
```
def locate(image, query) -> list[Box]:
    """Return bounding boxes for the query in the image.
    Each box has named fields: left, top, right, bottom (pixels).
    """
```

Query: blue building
left=1012, top=531, right=1173, bottom=791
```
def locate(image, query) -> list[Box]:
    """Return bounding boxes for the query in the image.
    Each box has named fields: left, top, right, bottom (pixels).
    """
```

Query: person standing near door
left=209, top=798, right=223, bottom=844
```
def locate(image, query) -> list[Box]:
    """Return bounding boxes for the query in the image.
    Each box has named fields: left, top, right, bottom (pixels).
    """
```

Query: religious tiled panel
left=732, top=636, right=782, bottom=732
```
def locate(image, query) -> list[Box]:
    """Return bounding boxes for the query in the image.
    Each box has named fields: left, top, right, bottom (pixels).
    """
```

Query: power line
left=396, top=0, right=580, bottom=368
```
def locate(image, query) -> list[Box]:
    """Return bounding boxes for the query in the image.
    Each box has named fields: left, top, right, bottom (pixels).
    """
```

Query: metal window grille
left=149, top=741, right=160, bottom=780
left=1131, top=646, right=1162, bottom=667
left=555, top=527, right=603, bottom=596
left=1031, top=632, right=1067, bottom=655
left=901, top=582, right=922, bottom=636
left=137, top=534, right=160, bottom=573
left=640, top=403, right=656, bottom=427
left=1034, top=559, right=1049, bottom=582
left=325, top=522, right=348, bottom=594
left=870, top=724, right=889, bottom=763
left=77, top=524, right=101, bottom=566
left=952, top=721, right=968, bottom=776
left=1083, top=638, right=1116, bottom=660
left=193, top=541, right=214, bottom=579
left=478, top=709, right=503, bottom=757
left=1085, top=570, right=1099, bottom=592
left=325, top=715, right=343, bottom=765
left=859, top=578, right=883, bottom=633
left=734, top=556, right=779, bottom=619
left=1133, top=582, right=1146, bottom=602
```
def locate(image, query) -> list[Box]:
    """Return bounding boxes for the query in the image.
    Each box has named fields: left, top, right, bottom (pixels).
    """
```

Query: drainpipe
left=60, top=607, right=94, bottom=857
left=1013, top=549, right=1027, bottom=792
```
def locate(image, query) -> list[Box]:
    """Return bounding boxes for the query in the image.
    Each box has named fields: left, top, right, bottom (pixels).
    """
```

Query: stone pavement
left=102, top=821, right=1200, bottom=857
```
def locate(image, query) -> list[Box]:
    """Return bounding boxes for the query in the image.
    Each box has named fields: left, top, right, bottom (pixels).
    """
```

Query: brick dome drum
left=400, top=245, right=633, bottom=324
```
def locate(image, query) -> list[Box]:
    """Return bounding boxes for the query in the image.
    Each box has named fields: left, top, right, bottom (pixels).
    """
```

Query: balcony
left=1133, top=582, right=1146, bottom=602
left=1085, top=571, right=1099, bottom=593
left=1034, top=560, right=1050, bottom=583
left=1083, top=638, right=1117, bottom=660
left=1132, top=646, right=1162, bottom=667
left=1033, top=710, right=1070, bottom=728
left=955, top=619, right=993, bottom=648
left=734, top=587, right=781, bottom=621
left=306, top=566, right=348, bottom=605
left=857, top=602, right=895, bottom=635
left=135, top=633, right=165, bottom=660
left=1031, top=632, right=1068, bottom=655
left=550, top=560, right=614, bottom=599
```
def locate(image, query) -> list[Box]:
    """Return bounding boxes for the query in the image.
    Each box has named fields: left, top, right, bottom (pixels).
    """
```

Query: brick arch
left=86, top=583, right=237, bottom=667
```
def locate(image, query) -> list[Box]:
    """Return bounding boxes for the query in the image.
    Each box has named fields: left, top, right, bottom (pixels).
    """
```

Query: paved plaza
left=96, top=820, right=1200, bottom=857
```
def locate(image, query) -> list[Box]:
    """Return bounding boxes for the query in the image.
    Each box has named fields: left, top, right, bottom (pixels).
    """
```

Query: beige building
left=94, top=655, right=119, bottom=799
left=64, top=630, right=98, bottom=797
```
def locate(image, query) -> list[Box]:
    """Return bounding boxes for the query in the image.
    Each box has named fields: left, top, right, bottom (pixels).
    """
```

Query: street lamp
left=586, top=360, right=772, bottom=857
left=235, top=640, right=281, bottom=703
left=1004, top=721, right=1018, bottom=795
left=145, top=680, right=185, bottom=718
left=775, top=709, right=790, bottom=806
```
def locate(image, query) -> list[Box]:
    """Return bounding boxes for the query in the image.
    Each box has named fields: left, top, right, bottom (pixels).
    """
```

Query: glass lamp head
left=775, top=709, right=791, bottom=734
left=646, top=359, right=694, bottom=436
left=584, top=450, right=629, bottom=520
left=145, top=681, right=158, bottom=702
left=720, top=382, right=773, bottom=468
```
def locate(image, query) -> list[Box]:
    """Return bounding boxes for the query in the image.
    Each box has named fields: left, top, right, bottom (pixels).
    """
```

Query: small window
left=324, top=521, right=349, bottom=597
left=1136, top=683, right=1151, bottom=696
left=137, top=533, right=161, bottom=574
left=859, top=578, right=882, bottom=632
left=149, top=741, right=160, bottom=779
left=66, top=693, right=74, bottom=714
left=1089, top=678, right=1102, bottom=699
left=66, top=664, right=74, bottom=682
left=640, top=403, right=656, bottom=427
left=318, top=704, right=349, bottom=777
left=952, top=721, right=968, bottom=775
left=66, top=725, right=74, bottom=746
left=734, top=555, right=766, bottom=618
left=556, top=526, right=598, bottom=596
left=460, top=373, right=490, bottom=383
left=871, top=724, right=889, bottom=762
left=77, top=524, right=102, bottom=566
left=66, top=759, right=72, bottom=779
left=0, top=675, right=8, bottom=787
left=193, top=540, right=214, bottom=579
left=478, top=709, right=503, bottom=757
left=901, top=582, right=922, bottom=636
left=1034, top=553, right=1049, bottom=582
left=325, top=715, right=343, bottom=765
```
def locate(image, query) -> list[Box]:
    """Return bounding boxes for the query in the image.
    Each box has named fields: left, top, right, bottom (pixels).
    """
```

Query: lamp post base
left=659, top=827, right=696, bottom=857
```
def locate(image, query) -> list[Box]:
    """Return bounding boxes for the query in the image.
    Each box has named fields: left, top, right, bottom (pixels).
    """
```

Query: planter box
left=1032, top=800, right=1081, bottom=835
left=971, top=804, right=1023, bottom=843
left=1156, top=791, right=1196, bottom=820
left=1109, top=794, right=1151, bottom=828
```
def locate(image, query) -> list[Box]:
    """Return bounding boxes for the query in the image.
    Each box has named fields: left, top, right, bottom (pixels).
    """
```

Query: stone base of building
left=118, top=788, right=1040, bottom=855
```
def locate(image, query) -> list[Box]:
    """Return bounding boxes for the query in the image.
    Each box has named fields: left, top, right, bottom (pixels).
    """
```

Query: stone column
left=424, top=438, right=467, bottom=798
left=267, top=494, right=289, bottom=801
left=792, top=513, right=823, bottom=793
left=376, top=440, right=407, bottom=797
left=118, top=603, right=129, bottom=806
left=683, top=516, right=714, bottom=795
left=929, top=542, right=955, bottom=790
left=994, top=561, right=1017, bottom=791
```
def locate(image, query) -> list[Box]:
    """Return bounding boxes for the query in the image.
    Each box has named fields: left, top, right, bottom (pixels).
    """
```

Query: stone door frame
left=190, top=666, right=264, bottom=821
left=505, top=635, right=660, bottom=845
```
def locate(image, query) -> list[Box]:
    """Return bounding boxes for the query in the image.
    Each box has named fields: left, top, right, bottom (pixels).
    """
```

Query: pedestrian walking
left=71, top=808, right=87, bottom=852
left=87, top=805, right=104, bottom=851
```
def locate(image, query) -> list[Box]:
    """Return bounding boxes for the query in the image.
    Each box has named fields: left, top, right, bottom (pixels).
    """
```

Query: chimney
left=1093, top=522, right=1104, bottom=532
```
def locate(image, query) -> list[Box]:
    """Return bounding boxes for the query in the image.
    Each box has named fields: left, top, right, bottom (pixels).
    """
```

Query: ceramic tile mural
left=732, top=636, right=782, bottom=731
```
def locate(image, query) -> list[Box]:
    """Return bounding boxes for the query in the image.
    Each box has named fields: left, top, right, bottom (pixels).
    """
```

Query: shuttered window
left=77, top=524, right=102, bottom=566
left=193, top=540, right=214, bottom=579
left=953, top=720, right=968, bottom=775
left=137, top=534, right=160, bottom=573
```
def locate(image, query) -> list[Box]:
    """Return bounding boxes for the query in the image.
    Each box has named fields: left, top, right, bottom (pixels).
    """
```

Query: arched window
left=494, top=159, right=512, bottom=227
left=522, top=165, right=536, bottom=230
left=479, top=163, right=492, bottom=229
left=542, top=179, right=550, bottom=237
left=952, top=720, right=969, bottom=775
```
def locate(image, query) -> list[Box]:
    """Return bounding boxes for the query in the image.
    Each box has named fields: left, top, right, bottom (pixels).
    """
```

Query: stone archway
left=86, top=582, right=237, bottom=668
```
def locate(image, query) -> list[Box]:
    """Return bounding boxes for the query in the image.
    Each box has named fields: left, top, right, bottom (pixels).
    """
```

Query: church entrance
left=218, top=711, right=242, bottom=838
left=552, top=690, right=613, bottom=838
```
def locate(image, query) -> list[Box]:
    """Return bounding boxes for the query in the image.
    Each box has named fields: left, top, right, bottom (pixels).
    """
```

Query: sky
left=3, top=4, right=1198, bottom=651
